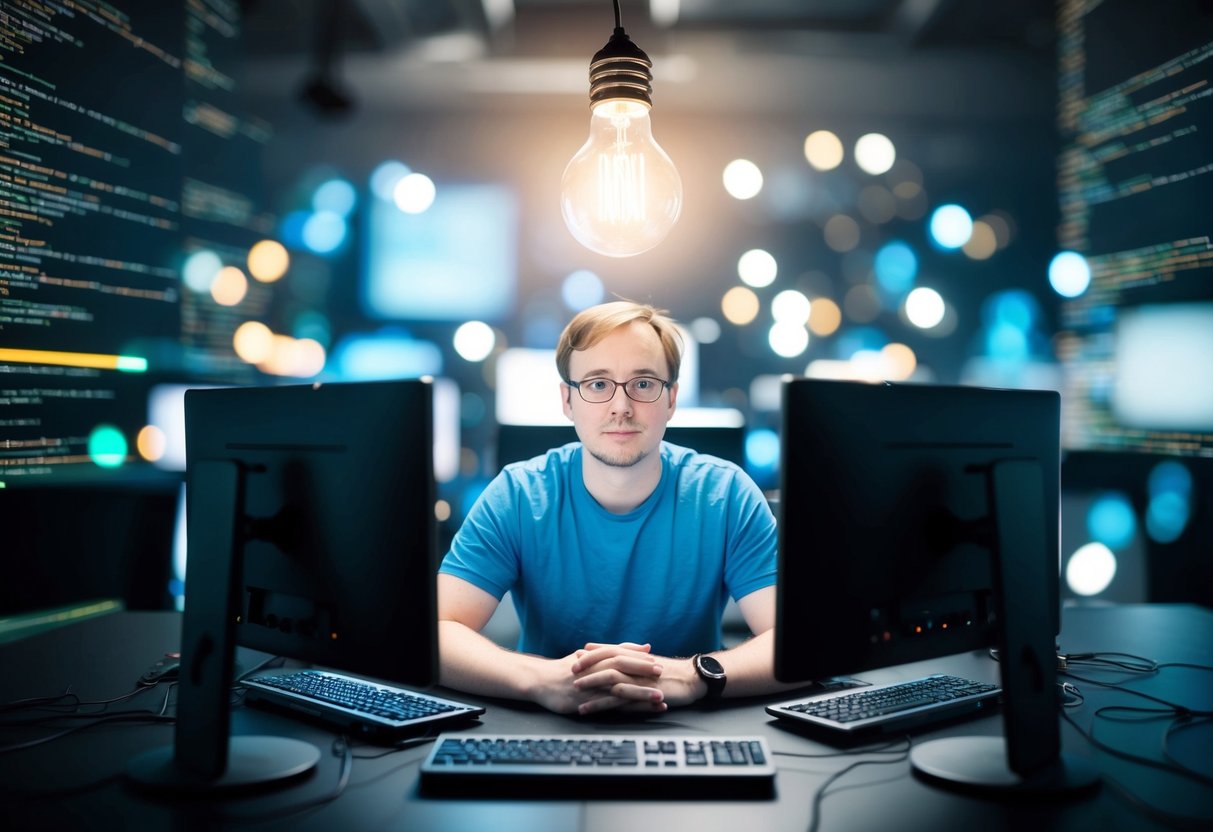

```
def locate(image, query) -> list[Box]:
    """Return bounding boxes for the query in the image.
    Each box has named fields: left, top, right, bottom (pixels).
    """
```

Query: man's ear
left=560, top=383, right=574, bottom=421
left=666, top=381, right=679, bottom=417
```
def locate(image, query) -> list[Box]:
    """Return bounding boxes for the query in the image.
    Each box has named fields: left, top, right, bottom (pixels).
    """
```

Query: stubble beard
left=587, top=445, right=650, bottom=468
left=587, top=422, right=650, bottom=468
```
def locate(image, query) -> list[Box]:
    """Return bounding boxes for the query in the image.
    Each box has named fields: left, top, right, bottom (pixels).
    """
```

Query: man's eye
left=587, top=380, right=610, bottom=392
left=633, top=379, right=653, bottom=390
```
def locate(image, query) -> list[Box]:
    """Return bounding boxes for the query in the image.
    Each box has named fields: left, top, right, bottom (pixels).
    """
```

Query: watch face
left=698, top=654, right=725, bottom=678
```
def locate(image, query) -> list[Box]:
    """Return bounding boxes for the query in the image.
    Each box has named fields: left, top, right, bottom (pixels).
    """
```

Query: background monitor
left=128, top=379, right=439, bottom=792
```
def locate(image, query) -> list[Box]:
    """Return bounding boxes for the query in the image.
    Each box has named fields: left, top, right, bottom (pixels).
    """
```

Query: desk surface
left=1, top=604, right=1211, bottom=831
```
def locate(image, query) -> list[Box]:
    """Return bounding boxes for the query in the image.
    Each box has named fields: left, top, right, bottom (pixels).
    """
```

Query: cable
left=1062, top=652, right=1159, bottom=673
left=1060, top=668, right=1213, bottom=717
left=1060, top=681, right=1085, bottom=708
left=1062, top=708, right=1213, bottom=789
left=0, top=712, right=175, bottom=755
left=350, top=732, right=438, bottom=760
left=791, top=735, right=912, bottom=832
left=773, top=735, right=910, bottom=760
left=0, top=689, right=80, bottom=714
left=1164, top=716, right=1213, bottom=787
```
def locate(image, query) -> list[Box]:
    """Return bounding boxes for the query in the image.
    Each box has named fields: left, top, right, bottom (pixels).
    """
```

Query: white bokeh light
left=768, top=322, right=810, bottom=358
left=854, top=133, right=896, bottom=175
left=929, top=204, right=974, bottom=249
left=771, top=290, right=811, bottom=324
left=1049, top=251, right=1092, bottom=298
left=393, top=172, right=437, bottom=214
left=905, top=287, right=946, bottom=329
left=738, top=248, right=778, bottom=288
left=722, top=159, right=764, bottom=200
left=183, top=250, right=223, bottom=294
left=453, top=321, right=496, bottom=362
left=689, top=317, right=722, bottom=344
left=1065, top=542, right=1117, bottom=596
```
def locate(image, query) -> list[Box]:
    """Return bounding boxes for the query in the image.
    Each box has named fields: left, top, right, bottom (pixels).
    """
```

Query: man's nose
left=607, top=383, right=633, bottom=413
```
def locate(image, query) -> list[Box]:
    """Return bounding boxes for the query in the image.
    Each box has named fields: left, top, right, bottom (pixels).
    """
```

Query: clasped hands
left=536, top=641, right=703, bottom=716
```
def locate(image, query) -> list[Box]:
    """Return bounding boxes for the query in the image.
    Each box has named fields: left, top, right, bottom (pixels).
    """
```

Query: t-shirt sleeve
left=723, top=470, right=778, bottom=601
left=438, top=471, right=522, bottom=600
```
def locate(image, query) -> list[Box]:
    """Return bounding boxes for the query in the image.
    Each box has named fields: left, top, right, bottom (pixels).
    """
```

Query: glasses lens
left=580, top=379, right=615, bottom=402
left=625, top=378, right=663, bottom=402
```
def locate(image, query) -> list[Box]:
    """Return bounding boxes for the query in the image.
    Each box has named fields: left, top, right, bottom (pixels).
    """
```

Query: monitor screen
left=774, top=379, right=1060, bottom=684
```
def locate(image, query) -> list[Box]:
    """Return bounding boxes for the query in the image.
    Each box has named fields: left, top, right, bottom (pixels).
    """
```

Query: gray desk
left=1, top=605, right=1210, bottom=831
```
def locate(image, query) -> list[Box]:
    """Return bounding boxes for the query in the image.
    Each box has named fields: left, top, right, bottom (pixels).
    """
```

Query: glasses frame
left=566, top=376, right=671, bottom=404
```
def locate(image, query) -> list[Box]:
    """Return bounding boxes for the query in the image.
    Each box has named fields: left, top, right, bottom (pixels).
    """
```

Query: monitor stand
left=127, top=461, right=320, bottom=794
left=909, top=459, right=1099, bottom=797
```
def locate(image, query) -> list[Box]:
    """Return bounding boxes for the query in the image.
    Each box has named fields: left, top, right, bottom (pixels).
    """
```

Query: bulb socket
left=588, top=27, right=653, bottom=108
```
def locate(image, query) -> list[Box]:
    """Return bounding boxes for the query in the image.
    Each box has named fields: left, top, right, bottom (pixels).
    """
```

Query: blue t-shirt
left=440, top=441, right=777, bottom=658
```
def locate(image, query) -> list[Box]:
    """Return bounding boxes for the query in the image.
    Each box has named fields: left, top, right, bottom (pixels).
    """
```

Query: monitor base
left=911, top=736, right=1099, bottom=798
left=127, top=736, right=320, bottom=795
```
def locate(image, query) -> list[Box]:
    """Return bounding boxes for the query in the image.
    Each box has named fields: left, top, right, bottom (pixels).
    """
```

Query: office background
left=0, top=0, right=1211, bottom=618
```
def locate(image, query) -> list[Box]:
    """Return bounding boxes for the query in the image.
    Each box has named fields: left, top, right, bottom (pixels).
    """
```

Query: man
left=438, top=301, right=796, bottom=715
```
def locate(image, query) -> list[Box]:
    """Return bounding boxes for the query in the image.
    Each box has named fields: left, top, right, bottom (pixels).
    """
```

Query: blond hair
left=556, top=301, right=683, bottom=383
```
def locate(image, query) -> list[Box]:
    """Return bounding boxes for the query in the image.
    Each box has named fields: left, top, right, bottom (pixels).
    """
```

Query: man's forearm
left=438, top=619, right=544, bottom=701
left=711, top=629, right=805, bottom=699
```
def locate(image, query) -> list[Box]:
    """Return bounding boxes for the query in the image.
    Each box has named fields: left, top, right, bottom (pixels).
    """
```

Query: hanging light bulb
left=560, top=2, right=682, bottom=258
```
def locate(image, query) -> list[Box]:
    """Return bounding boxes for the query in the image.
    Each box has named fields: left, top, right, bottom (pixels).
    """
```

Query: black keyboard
left=420, top=733, right=777, bottom=799
left=766, top=673, right=1000, bottom=734
left=242, top=670, right=484, bottom=740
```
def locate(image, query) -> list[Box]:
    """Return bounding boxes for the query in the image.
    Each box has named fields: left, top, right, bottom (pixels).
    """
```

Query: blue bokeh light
left=873, top=240, right=918, bottom=295
left=370, top=160, right=411, bottom=202
left=1086, top=492, right=1137, bottom=551
left=330, top=330, right=443, bottom=380
left=280, top=210, right=311, bottom=250
left=928, top=204, right=973, bottom=249
left=984, top=289, right=1038, bottom=332
left=1148, top=460, right=1193, bottom=498
left=313, top=178, right=357, bottom=217
left=985, top=322, right=1030, bottom=361
left=1146, top=492, right=1190, bottom=544
left=301, top=211, right=348, bottom=254
left=561, top=269, right=605, bottom=311
left=835, top=326, right=888, bottom=359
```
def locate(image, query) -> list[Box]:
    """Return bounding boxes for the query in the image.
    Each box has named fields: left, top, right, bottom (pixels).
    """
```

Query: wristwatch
left=691, top=653, right=727, bottom=704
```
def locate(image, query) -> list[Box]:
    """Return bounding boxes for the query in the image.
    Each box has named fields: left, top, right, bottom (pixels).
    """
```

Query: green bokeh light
left=88, top=425, right=128, bottom=469
left=116, top=356, right=148, bottom=372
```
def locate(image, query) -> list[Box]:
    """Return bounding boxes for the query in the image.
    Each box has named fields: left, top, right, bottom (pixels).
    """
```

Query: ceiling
left=240, top=0, right=1059, bottom=118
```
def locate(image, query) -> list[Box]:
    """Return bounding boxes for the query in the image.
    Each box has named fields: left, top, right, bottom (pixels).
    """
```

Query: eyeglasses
left=567, top=376, right=670, bottom=404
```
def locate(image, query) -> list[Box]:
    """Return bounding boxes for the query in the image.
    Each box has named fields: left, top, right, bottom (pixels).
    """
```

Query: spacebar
left=867, top=696, right=941, bottom=716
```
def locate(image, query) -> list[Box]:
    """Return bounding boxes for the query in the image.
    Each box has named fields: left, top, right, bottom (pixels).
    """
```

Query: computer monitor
left=127, top=379, right=439, bottom=793
left=774, top=378, right=1097, bottom=795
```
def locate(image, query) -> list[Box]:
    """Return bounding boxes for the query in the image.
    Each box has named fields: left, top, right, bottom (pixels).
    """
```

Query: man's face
left=561, top=320, right=678, bottom=469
